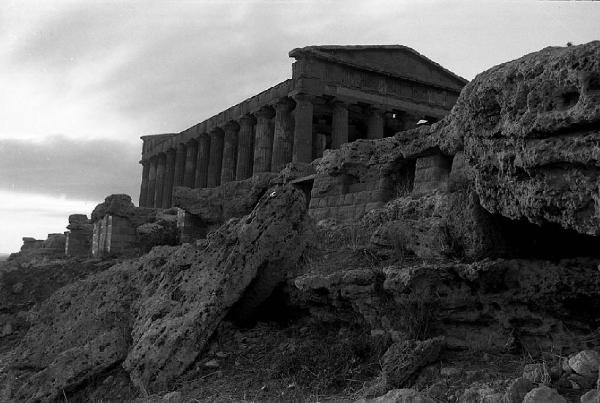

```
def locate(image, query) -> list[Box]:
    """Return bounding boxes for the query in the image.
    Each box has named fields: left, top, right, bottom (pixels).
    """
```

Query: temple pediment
left=289, top=45, right=467, bottom=91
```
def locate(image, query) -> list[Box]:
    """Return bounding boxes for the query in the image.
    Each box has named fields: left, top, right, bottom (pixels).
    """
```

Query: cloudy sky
left=1, top=0, right=599, bottom=253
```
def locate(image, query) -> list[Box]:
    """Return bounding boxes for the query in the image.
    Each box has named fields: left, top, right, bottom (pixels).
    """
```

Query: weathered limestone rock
left=172, top=172, right=276, bottom=225
left=367, top=190, right=507, bottom=260
left=7, top=184, right=309, bottom=400
left=456, top=41, right=600, bottom=235
left=293, top=258, right=600, bottom=352
left=135, top=210, right=178, bottom=252
left=91, top=194, right=136, bottom=222
left=381, top=337, right=444, bottom=388
left=522, top=386, right=567, bottom=403
left=568, top=350, right=600, bottom=378
left=20, top=237, right=43, bottom=251
left=10, top=233, right=67, bottom=261
left=65, top=214, right=93, bottom=257
left=125, top=185, right=309, bottom=391
left=503, top=377, right=535, bottom=403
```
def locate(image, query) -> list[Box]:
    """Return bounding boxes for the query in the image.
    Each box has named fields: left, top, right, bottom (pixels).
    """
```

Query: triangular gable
left=290, top=45, right=467, bottom=91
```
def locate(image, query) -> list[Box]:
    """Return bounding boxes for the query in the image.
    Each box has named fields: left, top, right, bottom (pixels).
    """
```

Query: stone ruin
left=13, top=45, right=468, bottom=258
left=138, top=45, right=466, bottom=209
left=3, top=41, right=600, bottom=402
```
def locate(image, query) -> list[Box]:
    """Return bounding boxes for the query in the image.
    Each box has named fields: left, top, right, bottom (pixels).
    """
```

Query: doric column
left=173, top=142, right=186, bottom=187
left=292, top=93, right=313, bottom=163
left=154, top=153, right=166, bottom=209
left=139, top=160, right=150, bottom=207
left=253, top=106, right=275, bottom=174
left=367, top=107, right=385, bottom=139
left=332, top=101, right=349, bottom=149
left=194, top=133, right=210, bottom=188
left=271, top=97, right=295, bottom=172
left=236, top=115, right=256, bottom=180
left=147, top=156, right=157, bottom=208
left=221, top=121, right=240, bottom=183
left=183, top=139, right=198, bottom=187
left=207, top=127, right=224, bottom=187
left=162, top=149, right=176, bottom=208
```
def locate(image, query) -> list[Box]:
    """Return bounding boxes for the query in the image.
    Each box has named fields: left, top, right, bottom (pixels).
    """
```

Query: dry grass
left=168, top=321, right=388, bottom=402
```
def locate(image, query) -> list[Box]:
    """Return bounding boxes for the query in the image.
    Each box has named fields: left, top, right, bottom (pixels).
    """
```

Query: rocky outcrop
left=293, top=258, right=600, bottom=351
left=135, top=209, right=178, bottom=252
left=5, top=185, right=309, bottom=401
left=172, top=173, right=276, bottom=224
left=124, top=185, right=309, bottom=391
left=0, top=257, right=111, bottom=355
left=456, top=42, right=600, bottom=235
left=91, top=194, right=136, bottom=222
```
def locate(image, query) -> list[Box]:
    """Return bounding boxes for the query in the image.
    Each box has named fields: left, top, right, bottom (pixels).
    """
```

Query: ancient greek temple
left=138, top=45, right=467, bottom=208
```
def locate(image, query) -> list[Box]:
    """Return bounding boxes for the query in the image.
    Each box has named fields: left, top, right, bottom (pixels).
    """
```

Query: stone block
left=413, top=154, right=453, bottom=196
left=343, top=193, right=355, bottom=205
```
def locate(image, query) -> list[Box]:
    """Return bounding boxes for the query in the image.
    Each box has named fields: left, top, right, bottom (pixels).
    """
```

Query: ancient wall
left=64, top=214, right=92, bottom=257
left=308, top=173, right=388, bottom=222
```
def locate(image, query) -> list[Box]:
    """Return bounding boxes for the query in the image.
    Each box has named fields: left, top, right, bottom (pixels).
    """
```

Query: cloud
left=0, top=189, right=98, bottom=253
left=0, top=136, right=141, bottom=202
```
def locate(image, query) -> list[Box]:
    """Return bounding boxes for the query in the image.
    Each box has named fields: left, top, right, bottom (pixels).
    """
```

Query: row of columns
left=139, top=96, right=386, bottom=208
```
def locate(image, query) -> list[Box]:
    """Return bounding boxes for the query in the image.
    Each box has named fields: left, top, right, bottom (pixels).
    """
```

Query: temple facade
left=138, top=45, right=467, bottom=208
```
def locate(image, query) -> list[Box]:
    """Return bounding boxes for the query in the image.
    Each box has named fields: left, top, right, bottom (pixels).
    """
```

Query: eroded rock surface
left=172, top=173, right=276, bottom=224
left=5, top=185, right=309, bottom=401
left=457, top=41, right=600, bottom=235
left=294, top=258, right=600, bottom=351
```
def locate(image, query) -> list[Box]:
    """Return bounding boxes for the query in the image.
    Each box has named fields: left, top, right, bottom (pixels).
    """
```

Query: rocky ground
left=1, top=41, right=600, bottom=402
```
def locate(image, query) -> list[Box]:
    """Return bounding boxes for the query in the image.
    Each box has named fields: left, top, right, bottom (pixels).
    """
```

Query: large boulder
left=5, top=184, right=309, bottom=401
left=457, top=41, right=600, bottom=235
left=124, top=185, right=309, bottom=391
